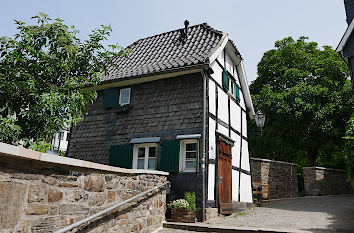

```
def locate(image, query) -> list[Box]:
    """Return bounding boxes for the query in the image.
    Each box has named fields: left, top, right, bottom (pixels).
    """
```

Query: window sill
left=115, top=104, right=133, bottom=113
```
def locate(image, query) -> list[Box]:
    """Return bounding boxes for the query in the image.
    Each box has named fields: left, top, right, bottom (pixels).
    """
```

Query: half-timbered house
left=68, top=21, right=255, bottom=216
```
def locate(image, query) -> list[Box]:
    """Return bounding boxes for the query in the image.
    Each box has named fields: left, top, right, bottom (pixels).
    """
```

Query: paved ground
left=160, top=195, right=354, bottom=233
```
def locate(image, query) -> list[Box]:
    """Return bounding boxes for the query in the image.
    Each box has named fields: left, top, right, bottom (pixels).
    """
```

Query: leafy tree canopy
left=249, top=36, right=353, bottom=168
left=0, top=13, right=128, bottom=151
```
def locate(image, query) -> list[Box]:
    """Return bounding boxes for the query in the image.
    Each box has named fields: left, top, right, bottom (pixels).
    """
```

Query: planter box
left=170, top=209, right=196, bottom=223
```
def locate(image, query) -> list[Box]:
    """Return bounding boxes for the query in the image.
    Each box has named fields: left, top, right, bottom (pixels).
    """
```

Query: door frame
left=215, top=132, right=234, bottom=214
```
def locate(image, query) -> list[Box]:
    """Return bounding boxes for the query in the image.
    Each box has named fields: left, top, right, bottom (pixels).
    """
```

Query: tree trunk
left=306, top=147, right=318, bottom=166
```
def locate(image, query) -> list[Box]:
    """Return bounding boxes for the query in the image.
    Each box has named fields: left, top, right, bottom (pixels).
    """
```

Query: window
left=59, top=131, right=65, bottom=140
left=119, top=88, right=131, bottom=106
left=133, top=143, right=157, bottom=170
left=222, top=69, right=229, bottom=91
left=179, top=139, right=198, bottom=172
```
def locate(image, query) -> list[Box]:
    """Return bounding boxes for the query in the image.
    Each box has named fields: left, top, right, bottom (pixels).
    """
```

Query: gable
left=208, top=38, right=255, bottom=120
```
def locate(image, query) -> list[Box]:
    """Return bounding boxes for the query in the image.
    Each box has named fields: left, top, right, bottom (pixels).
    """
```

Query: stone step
left=163, top=222, right=311, bottom=233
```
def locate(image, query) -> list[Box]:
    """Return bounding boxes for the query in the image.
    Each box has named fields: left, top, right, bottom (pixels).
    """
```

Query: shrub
left=184, top=192, right=196, bottom=211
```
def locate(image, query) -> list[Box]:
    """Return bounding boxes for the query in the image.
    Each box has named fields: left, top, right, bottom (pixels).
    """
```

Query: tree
left=249, top=37, right=353, bottom=167
left=344, top=117, right=354, bottom=181
left=0, top=13, right=128, bottom=150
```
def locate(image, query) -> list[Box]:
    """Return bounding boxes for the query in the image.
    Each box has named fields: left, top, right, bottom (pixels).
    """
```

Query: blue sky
left=0, top=0, right=347, bottom=84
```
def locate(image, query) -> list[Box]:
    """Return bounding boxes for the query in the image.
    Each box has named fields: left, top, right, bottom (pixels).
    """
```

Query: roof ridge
left=127, top=22, right=224, bottom=49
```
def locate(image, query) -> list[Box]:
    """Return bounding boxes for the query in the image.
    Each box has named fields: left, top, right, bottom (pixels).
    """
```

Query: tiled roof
left=103, top=23, right=234, bottom=83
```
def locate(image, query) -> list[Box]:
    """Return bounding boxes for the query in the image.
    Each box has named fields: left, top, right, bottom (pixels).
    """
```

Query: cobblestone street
left=161, top=195, right=354, bottom=233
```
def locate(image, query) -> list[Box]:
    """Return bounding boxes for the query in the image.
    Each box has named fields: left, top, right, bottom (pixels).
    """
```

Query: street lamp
left=254, top=111, right=266, bottom=133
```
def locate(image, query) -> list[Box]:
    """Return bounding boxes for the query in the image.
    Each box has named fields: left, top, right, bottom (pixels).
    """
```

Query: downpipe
left=200, top=68, right=207, bottom=221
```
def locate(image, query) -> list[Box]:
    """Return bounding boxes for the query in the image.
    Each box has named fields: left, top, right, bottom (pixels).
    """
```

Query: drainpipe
left=200, top=68, right=207, bottom=221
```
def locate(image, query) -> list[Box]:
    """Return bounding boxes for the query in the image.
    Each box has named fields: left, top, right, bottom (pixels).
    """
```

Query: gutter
left=200, top=68, right=208, bottom=221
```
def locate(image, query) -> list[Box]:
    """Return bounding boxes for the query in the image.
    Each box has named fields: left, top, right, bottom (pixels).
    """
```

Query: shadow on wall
left=303, top=167, right=354, bottom=196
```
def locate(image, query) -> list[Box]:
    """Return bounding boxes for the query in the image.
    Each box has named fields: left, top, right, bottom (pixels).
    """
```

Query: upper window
left=179, top=139, right=198, bottom=172
left=119, top=88, right=131, bottom=106
left=133, top=143, right=157, bottom=170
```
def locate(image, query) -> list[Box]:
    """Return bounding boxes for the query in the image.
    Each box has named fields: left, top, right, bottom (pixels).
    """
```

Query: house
left=336, top=0, right=354, bottom=94
left=68, top=21, right=255, bottom=217
left=47, top=128, right=70, bottom=155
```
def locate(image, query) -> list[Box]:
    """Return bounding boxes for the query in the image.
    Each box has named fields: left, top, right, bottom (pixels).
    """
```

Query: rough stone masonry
left=0, top=143, right=168, bottom=233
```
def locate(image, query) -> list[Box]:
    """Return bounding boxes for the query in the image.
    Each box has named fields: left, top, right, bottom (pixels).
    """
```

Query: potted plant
left=168, top=192, right=196, bottom=223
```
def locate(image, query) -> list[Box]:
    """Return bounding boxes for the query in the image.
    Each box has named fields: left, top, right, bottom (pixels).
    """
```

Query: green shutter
left=235, top=83, right=240, bottom=103
left=103, top=88, right=118, bottom=109
left=160, top=140, right=180, bottom=173
left=222, top=69, right=229, bottom=91
left=109, top=144, right=133, bottom=169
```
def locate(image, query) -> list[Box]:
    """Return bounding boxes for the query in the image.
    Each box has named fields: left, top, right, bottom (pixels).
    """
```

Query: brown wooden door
left=218, top=140, right=233, bottom=214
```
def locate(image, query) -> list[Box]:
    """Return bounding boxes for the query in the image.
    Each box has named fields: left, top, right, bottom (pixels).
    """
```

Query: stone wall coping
left=302, top=166, right=347, bottom=172
left=0, top=142, right=169, bottom=176
left=250, top=157, right=297, bottom=166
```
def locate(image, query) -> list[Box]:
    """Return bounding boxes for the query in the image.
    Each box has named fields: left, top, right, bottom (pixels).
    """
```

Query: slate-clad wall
left=68, top=73, right=203, bottom=165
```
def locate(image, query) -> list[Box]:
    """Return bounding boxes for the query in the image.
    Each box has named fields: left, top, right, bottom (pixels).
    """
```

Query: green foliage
left=249, top=37, right=353, bottom=168
left=0, top=13, right=128, bottom=149
left=344, top=117, right=354, bottom=181
left=184, top=192, right=196, bottom=211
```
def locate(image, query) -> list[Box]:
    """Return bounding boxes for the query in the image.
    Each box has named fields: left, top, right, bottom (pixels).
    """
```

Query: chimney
left=184, top=20, right=189, bottom=35
left=179, top=20, right=189, bottom=43
left=344, top=0, right=354, bottom=25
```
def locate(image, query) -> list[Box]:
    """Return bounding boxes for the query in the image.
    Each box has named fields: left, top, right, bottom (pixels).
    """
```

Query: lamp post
left=254, top=111, right=266, bottom=133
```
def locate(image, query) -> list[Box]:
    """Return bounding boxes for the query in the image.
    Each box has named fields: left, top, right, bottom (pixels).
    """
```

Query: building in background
left=48, top=128, right=70, bottom=155
left=336, top=0, right=354, bottom=94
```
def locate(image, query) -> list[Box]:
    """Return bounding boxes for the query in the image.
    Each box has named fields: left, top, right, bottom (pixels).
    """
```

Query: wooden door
left=218, top=140, right=233, bottom=214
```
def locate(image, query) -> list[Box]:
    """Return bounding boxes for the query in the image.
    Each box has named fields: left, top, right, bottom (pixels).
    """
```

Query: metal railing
left=54, top=181, right=169, bottom=233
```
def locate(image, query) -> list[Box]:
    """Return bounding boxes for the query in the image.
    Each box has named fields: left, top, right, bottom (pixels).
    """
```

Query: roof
left=102, top=23, right=240, bottom=83
left=336, top=17, right=354, bottom=58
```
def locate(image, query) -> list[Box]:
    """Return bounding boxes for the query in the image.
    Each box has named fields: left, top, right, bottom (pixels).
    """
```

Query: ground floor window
left=133, top=143, right=157, bottom=170
left=179, top=139, right=198, bottom=172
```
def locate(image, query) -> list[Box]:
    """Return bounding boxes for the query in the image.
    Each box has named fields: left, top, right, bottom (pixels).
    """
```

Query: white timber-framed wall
left=207, top=42, right=253, bottom=204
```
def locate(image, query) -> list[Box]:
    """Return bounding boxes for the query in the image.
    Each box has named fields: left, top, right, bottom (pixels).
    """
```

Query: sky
left=0, top=0, right=348, bottom=84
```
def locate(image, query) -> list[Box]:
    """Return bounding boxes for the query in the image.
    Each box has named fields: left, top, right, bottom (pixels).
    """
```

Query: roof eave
left=85, top=63, right=209, bottom=91
left=336, top=18, right=354, bottom=54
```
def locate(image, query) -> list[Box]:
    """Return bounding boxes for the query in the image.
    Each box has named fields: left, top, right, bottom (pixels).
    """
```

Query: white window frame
left=179, top=139, right=198, bottom=172
left=119, top=88, right=131, bottom=106
left=132, top=143, right=157, bottom=170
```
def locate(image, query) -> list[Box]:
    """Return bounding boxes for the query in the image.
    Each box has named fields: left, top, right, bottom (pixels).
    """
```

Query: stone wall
left=250, top=158, right=298, bottom=199
left=0, top=142, right=168, bottom=233
left=303, top=167, right=353, bottom=196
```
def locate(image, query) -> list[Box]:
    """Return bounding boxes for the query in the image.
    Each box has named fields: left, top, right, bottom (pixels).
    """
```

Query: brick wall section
left=250, top=158, right=298, bottom=199
left=68, top=73, right=203, bottom=164
left=303, top=167, right=354, bottom=196
left=0, top=143, right=167, bottom=233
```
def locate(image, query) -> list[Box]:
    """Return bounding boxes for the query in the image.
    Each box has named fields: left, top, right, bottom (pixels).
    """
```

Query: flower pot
left=170, top=209, right=196, bottom=223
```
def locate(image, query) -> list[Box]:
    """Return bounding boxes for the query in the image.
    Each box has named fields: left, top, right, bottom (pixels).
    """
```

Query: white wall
left=209, top=79, right=216, bottom=116
left=230, top=100, right=241, bottom=133
left=232, top=170, right=239, bottom=201
left=242, top=111, right=247, bottom=137
left=240, top=173, right=253, bottom=203
left=241, top=140, right=250, bottom=171
left=208, top=164, right=215, bottom=200
left=217, top=87, right=229, bottom=124
left=209, top=117, right=216, bottom=160
left=231, top=131, right=240, bottom=168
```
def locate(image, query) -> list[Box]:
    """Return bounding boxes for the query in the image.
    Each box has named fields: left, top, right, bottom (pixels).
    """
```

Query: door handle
left=219, top=176, right=222, bottom=184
